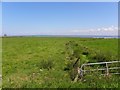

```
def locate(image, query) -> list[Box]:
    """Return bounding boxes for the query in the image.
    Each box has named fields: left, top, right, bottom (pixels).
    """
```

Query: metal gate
left=80, top=61, right=120, bottom=77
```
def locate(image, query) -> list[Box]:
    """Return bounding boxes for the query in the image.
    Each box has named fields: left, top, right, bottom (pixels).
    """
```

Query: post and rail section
left=79, top=61, right=120, bottom=77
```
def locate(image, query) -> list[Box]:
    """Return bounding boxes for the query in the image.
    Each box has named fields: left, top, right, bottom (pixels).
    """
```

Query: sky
left=2, top=2, right=118, bottom=36
left=1, top=0, right=119, bottom=2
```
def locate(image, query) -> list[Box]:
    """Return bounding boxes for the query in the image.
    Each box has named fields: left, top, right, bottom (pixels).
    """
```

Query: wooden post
left=80, top=68, right=83, bottom=78
left=73, top=67, right=80, bottom=82
left=106, top=63, right=109, bottom=76
left=73, top=58, right=80, bottom=82
left=82, top=65, right=85, bottom=75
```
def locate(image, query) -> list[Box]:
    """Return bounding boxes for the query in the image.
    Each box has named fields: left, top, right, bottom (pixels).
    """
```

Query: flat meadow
left=2, top=37, right=119, bottom=88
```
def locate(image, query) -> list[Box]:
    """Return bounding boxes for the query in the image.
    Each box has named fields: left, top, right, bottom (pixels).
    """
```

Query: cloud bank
left=32, top=25, right=118, bottom=36
left=2, top=26, right=118, bottom=36
left=68, top=26, right=118, bottom=36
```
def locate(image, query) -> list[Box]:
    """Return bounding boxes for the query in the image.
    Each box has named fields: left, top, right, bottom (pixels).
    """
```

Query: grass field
left=2, top=37, right=119, bottom=88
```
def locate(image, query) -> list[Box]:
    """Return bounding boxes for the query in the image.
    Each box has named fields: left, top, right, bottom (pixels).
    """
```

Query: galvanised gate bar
left=80, top=61, right=120, bottom=77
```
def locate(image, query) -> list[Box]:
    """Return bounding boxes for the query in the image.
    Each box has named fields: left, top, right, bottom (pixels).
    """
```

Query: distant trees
left=4, top=34, right=7, bottom=37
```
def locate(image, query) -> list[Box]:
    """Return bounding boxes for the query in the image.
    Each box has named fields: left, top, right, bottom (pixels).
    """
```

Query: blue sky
left=2, top=2, right=118, bottom=36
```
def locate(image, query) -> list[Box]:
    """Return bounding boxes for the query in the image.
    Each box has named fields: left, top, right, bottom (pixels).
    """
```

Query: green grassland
left=2, top=37, right=119, bottom=88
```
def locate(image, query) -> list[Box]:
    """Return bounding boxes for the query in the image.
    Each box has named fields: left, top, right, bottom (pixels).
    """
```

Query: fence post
left=106, top=63, right=109, bottom=76
left=80, top=68, right=83, bottom=78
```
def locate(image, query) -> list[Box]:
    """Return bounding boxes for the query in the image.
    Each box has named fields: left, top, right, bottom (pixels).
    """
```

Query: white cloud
left=69, top=26, right=118, bottom=36
left=8, top=25, right=118, bottom=36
